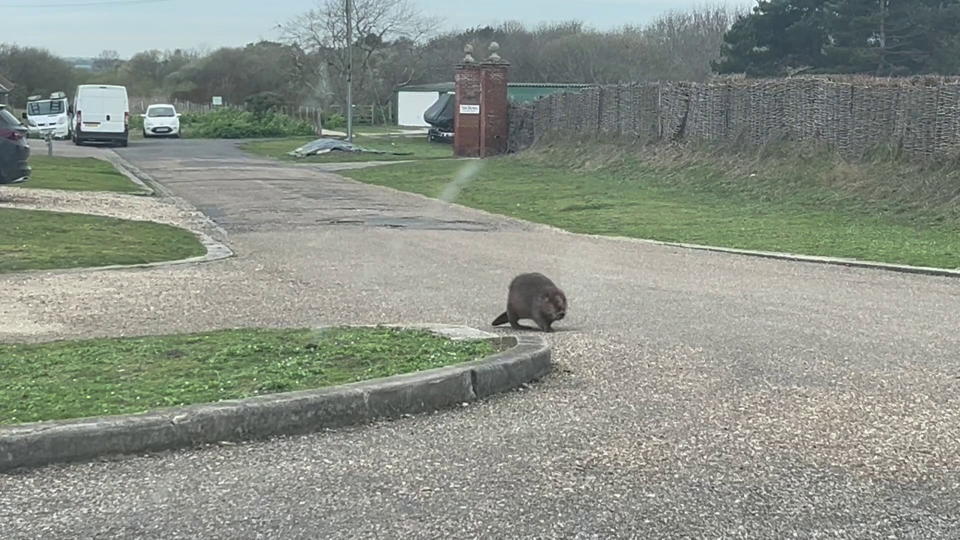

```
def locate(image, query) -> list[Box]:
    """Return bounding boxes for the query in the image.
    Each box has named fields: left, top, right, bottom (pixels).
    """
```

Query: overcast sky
left=5, top=0, right=755, bottom=58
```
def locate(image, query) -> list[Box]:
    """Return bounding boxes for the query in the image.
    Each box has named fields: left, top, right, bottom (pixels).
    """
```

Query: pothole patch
left=322, top=216, right=493, bottom=232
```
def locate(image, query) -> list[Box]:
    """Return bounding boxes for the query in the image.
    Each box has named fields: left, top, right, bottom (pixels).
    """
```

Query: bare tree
left=635, top=4, right=741, bottom=82
left=281, top=0, right=439, bottom=107
left=92, top=50, right=122, bottom=73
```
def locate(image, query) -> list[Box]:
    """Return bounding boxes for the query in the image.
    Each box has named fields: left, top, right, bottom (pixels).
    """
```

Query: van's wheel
left=118, top=139, right=128, bottom=148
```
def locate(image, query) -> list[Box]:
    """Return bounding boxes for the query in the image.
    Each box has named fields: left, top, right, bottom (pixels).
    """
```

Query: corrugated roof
left=508, top=83, right=595, bottom=88
left=397, top=82, right=596, bottom=93
left=397, top=82, right=455, bottom=93
left=0, top=74, right=13, bottom=93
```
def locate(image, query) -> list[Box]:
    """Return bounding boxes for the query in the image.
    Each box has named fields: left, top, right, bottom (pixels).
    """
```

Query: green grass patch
left=0, top=327, right=495, bottom=424
left=25, top=156, right=143, bottom=193
left=242, top=134, right=453, bottom=163
left=342, top=140, right=960, bottom=269
left=0, top=208, right=205, bottom=273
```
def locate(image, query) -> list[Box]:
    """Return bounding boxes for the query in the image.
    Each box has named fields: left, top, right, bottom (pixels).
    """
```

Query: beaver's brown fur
left=491, top=272, right=567, bottom=332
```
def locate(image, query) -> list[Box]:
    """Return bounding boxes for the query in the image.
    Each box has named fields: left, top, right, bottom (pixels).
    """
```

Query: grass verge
left=0, top=327, right=495, bottom=425
left=342, top=140, right=960, bottom=269
left=346, top=125, right=430, bottom=136
left=25, top=156, right=143, bottom=193
left=242, top=134, right=453, bottom=163
left=0, top=208, right=205, bottom=273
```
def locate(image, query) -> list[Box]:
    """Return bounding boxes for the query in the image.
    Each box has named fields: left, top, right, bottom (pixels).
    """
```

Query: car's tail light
left=0, top=128, right=24, bottom=141
left=76, top=110, right=82, bottom=129
left=124, top=111, right=129, bottom=127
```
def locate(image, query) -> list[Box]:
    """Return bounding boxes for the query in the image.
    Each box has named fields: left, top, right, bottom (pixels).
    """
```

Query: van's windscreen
left=28, top=100, right=66, bottom=116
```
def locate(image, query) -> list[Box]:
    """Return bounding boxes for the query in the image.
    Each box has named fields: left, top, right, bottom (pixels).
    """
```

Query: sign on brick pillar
left=454, top=45, right=482, bottom=157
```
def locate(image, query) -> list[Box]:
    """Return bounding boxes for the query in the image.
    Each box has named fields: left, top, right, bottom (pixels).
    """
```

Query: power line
left=3, top=0, right=174, bottom=8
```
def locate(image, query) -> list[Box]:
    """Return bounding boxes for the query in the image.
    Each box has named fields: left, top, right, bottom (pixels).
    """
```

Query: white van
left=25, top=91, right=70, bottom=139
left=70, top=84, right=129, bottom=147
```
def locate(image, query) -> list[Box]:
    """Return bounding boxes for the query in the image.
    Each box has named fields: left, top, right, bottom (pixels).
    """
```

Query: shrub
left=244, top=92, right=285, bottom=116
left=323, top=112, right=345, bottom=130
left=129, top=114, right=144, bottom=131
left=185, top=108, right=315, bottom=139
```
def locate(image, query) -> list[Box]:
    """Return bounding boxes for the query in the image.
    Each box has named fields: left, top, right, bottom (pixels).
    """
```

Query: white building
left=395, top=83, right=454, bottom=127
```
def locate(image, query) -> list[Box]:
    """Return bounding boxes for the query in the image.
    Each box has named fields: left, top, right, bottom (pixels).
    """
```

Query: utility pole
left=346, top=0, right=353, bottom=142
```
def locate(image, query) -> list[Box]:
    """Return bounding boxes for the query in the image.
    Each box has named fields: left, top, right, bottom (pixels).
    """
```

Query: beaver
left=491, top=272, right=567, bottom=332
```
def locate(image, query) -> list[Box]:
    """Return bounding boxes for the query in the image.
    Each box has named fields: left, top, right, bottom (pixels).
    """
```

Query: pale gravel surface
left=0, top=185, right=211, bottom=231
left=1, top=139, right=959, bottom=538
left=0, top=141, right=222, bottom=239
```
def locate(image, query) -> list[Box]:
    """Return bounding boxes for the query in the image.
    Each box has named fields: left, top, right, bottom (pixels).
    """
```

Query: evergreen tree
left=716, top=0, right=960, bottom=76
left=714, top=0, right=831, bottom=76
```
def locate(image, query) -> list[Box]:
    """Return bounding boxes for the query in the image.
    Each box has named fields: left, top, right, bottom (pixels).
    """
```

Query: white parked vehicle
left=70, top=84, right=129, bottom=147
left=24, top=91, right=70, bottom=139
left=141, top=104, right=181, bottom=138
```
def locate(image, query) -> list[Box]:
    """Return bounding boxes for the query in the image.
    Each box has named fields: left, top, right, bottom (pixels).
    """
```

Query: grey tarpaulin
left=288, top=138, right=412, bottom=158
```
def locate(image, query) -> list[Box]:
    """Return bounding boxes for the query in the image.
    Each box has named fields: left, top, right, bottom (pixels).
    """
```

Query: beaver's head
left=541, top=289, right=567, bottom=321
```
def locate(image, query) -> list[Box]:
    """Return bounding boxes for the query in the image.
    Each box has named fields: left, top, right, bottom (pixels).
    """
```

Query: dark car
left=0, top=105, right=30, bottom=184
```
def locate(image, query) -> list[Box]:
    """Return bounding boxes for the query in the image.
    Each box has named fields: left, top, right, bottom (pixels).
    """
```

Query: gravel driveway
left=2, top=139, right=959, bottom=538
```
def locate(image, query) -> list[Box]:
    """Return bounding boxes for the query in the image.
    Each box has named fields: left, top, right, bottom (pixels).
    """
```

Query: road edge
left=336, top=170, right=960, bottom=280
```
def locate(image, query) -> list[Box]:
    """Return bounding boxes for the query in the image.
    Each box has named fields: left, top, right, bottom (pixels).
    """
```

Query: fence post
left=656, top=82, right=663, bottom=141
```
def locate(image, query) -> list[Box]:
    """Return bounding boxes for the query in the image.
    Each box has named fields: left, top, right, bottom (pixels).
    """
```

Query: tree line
left=2, top=0, right=959, bottom=113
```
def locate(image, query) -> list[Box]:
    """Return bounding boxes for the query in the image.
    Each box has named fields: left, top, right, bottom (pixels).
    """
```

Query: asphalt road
left=2, top=138, right=960, bottom=539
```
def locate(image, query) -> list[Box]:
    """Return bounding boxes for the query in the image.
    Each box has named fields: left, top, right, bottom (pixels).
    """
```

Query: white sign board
left=212, top=96, right=223, bottom=106
left=459, top=104, right=480, bottom=115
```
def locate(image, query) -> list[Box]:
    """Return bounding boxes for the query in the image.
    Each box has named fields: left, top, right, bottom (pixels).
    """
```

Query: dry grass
left=528, top=135, right=960, bottom=228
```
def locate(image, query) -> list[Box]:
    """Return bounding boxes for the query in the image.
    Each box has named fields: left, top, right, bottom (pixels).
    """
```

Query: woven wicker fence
left=508, top=76, right=960, bottom=160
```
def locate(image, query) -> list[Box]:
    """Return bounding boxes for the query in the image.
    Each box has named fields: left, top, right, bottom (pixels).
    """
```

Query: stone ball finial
left=462, top=43, right=476, bottom=63
left=487, top=41, right=503, bottom=62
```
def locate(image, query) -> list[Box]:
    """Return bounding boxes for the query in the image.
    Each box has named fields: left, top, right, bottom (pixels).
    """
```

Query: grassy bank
left=0, top=327, right=495, bottom=424
left=342, top=140, right=960, bottom=268
left=242, top=134, right=453, bottom=163
left=0, top=208, right=205, bottom=273
left=26, top=156, right=143, bottom=193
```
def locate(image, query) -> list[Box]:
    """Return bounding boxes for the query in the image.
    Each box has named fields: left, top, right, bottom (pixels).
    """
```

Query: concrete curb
left=335, top=172, right=960, bottom=280
left=90, top=153, right=155, bottom=197
left=106, top=150, right=229, bottom=238
left=104, top=150, right=236, bottom=271
left=576, top=234, right=960, bottom=279
left=29, top=229, right=234, bottom=275
left=0, top=327, right=551, bottom=473
left=106, top=150, right=175, bottom=200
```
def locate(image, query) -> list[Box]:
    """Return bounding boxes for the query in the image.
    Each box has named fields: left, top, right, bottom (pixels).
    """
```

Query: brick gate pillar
left=454, top=42, right=510, bottom=158
left=454, top=45, right=482, bottom=157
